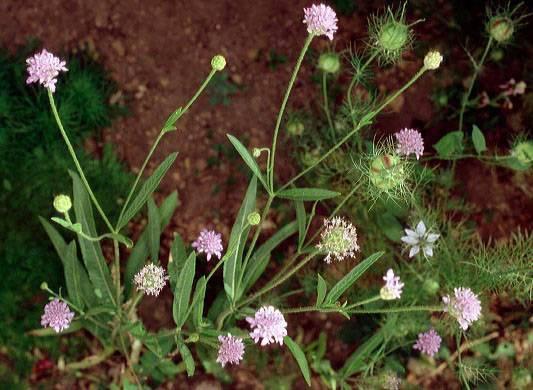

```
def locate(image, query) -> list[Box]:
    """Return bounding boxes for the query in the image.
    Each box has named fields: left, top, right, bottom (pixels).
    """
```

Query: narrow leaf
left=325, top=252, right=384, bottom=304
left=284, top=336, right=311, bottom=386
left=178, top=343, right=195, bottom=377
left=168, top=233, right=187, bottom=291
left=316, top=274, right=327, bottom=306
left=147, top=197, right=161, bottom=262
left=173, top=252, right=196, bottom=328
left=341, top=330, right=384, bottom=379
left=295, top=201, right=306, bottom=249
left=472, top=125, right=487, bottom=154
left=191, top=276, right=207, bottom=328
left=224, top=176, right=256, bottom=302
left=433, top=131, right=464, bottom=157
left=227, top=134, right=269, bottom=191
left=277, top=188, right=340, bottom=201
left=118, top=152, right=178, bottom=229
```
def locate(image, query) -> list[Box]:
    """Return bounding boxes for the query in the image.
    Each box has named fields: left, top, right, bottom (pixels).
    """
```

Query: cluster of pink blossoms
left=192, top=229, right=224, bottom=261
left=443, top=287, right=482, bottom=330
left=380, top=269, right=404, bottom=300
left=41, top=299, right=75, bottom=333
left=394, top=128, right=425, bottom=160
left=217, top=334, right=245, bottom=367
left=26, top=49, right=67, bottom=93
left=303, top=3, right=338, bottom=40
left=246, top=305, right=288, bottom=346
left=413, top=328, right=442, bottom=357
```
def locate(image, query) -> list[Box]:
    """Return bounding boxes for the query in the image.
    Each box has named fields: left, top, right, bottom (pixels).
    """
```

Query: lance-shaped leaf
left=472, top=125, right=487, bottom=154
left=173, top=252, right=196, bottom=328
left=227, top=134, right=269, bottom=191
left=70, top=171, right=114, bottom=305
left=191, top=276, right=207, bottom=328
left=316, top=274, right=327, bottom=306
left=179, top=343, right=195, bottom=377
left=117, top=152, right=178, bottom=229
left=223, top=176, right=256, bottom=302
left=277, top=188, right=340, bottom=201
left=168, top=233, right=187, bottom=291
left=147, top=197, right=161, bottom=263
left=284, top=336, right=311, bottom=386
left=340, top=330, right=384, bottom=379
left=325, top=251, right=384, bottom=304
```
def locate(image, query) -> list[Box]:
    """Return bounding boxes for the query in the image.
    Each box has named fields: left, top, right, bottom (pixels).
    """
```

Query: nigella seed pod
left=378, top=21, right=409, bottom=53
left=369, top=154, right=406, bottom=192
left=488, top=16, right=514, bottom=43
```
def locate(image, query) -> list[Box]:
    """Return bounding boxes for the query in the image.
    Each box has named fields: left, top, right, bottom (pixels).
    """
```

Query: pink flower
left=217, top=333, right=245, bottom=367
left=26, top=49, right=68, bottom=93
left=499, top=78, right=527, bottom=96
left=413, top=328, right=442, bottom=357
left=41, top=299, right=75, bottom=333
left=303, top=4, right=338, bottom=40
left=246, top=306, right=287, bottom=346
left=380, top=269, right=404, bottom=300
left=442, top=288, right=481, bottom=330
left=192, top=229, right=223, bottom=261
left=394, top=128, right=425, bottom=160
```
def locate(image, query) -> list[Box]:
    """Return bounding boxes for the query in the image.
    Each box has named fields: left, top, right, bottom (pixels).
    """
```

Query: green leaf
left=316, top=274, right=327, bottom=306
left=227, top=134, right=269, bottom=191
left=117, top=152, right=178, bottom=229
left=472, top=125, right=487, bottom=154
left=147, top=197, right=161, bottom=262
left=69, top=172, right=115, bottom=305
left=433, top=131, right=464, bottom=157
left=168, top=233, right=187, bottom=291
left=178, top=343, right=195, bottom=377
left=173, top=252, right=196, bottom=328
left=376, top=212, right=403, bottom=242
left=240, top=221, right=298, bottom=294
left=191, top=276, right=207, bottom=328
left=224, top=176, right=256, bottom=302
left=277, top=188, right=340, bottom=201
left=295, top=201, right=306, bottom=249
left=341, top=330, right=384, bottom=379
left=284, top=336, right=311, bottom=386
left=163, top=107, right=183, bottom=132
left=325, top=252, right=384, bottom=304
left=124, top=192, right=178, bottom=296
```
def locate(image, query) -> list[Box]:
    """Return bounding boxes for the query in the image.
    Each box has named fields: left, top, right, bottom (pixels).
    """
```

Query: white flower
left=401, top=221, right=439, bottom=258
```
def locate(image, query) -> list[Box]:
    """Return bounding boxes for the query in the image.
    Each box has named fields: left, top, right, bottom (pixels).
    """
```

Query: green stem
left=280, top=67, right=427, bottom=191
left=458, top=38, right=493, bottom=132
left=65, top=347, right=115, bottom=371
left=344, top=295, right=381, bottom=310
left=282, top=306, right=341, bottom=314
left=127, top=291, right=144, bottom=318
left=322, top=72, right=335, bottom=140
left=348, top=305, right=442, bottom=314
left=269, top=34, right=314, bottom=191
left=113, top=239, right=121, bottom=305
left=48, top=90, right=114, bottom=233
left=116, top=68, right=217, bottom=229
left=241, top=195, right=274, bottom=270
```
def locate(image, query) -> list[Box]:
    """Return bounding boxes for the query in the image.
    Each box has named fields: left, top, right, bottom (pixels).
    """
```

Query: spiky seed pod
left=488, top=16, right=514, bottom=43
left=486, top=3, right=528, bottom=46
left=369, top=154, right=406, bottom=192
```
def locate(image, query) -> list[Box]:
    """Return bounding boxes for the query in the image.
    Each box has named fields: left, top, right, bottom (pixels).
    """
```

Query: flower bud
left=187, top=333, right=200, bottom=343
left=40, top=282, right=49, bottom=290
left=53, top=194, right=72, bottom=213
left=423, top=279, right=440, bottom=295
left=318, top=52, right=341, bottom=74
left=424, top=51, right=443, bottom=70
left=488, top=16, right=514, bottom=43
left=211, top=55, right=226, bottom=71
left=378, top=21, right=409, bottom=53
left=252, top=148, right=261, bottom=158
left=247, top=211, right=261, bottom=226
left=287, top=119, right=304, bottom=136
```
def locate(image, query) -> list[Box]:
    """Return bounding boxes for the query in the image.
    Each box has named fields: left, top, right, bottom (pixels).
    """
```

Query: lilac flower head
left=192, top=229, right=223, bottom=261
left=380, top=269, right=404, bottom=300
left=401, top=221, right=439, bottom=258
left=303, top=4, right=338, bottom=40
left=217, top=333, right=245, bottom=367
left=394, top=128, right=425, bottom=160
left=413, top=328, right=442, bottom=357
left=26, top=49, right=68, bottom=93
left=442, top=287, right=481, bottom=330
left=41, top=299, right=75, bottom=333
left=246, top=306, right=287, bottom=346
left=134, top=263, right=168, bottom=296
left=317, top=216, right=359, bottom=263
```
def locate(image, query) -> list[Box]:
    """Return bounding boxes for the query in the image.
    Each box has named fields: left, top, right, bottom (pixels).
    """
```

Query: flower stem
left=344, top=295, right=381, bottom=309
left=48, top=90, right=114, bottom=233
left=113, top=239, right=121, bottom=305
left=116, top=68, right=217, bottom=229
left=282, top=306, right=340, bottom=314
left=347, top=305, right=442, bottom=314
left=322, top=72, right=335, bottom=141
left=269, top=34, right=314, bottom=191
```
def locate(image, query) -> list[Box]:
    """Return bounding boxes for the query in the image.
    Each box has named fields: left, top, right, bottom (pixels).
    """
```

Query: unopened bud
left=53, top=194, right=72, bottom=213
left=252, top=148, right=261, bottom=158
left=488, top=16, right=514, bottom=43
left=211, top=55, right=226, bottom=71
left=424, top=51, right=443, bottom=70
left=318, top=52, right=341, bottom=74
left=40, top=282, right=49, bottom=291
left=247, top=211, right=261, bottom=226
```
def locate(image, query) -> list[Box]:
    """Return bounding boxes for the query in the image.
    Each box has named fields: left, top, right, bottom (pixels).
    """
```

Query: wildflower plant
left=26, top=2, right=528, bottom=388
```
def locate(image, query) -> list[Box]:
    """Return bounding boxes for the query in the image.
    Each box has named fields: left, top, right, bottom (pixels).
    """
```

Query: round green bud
left=53, top=194, right=72, bottom=213
left=318, top=52, right=341, bottom=74
left=252, top=148, right=261, bottom=158
left=287, top=120, right=304, bottom=136
left=378, top=21, right=409, bottom=52
left=488, top=16, right=514, bottom=43
left=187, top=333, right=200, bottom=343
left=247, top=211, right=261, bottom=226
left=40, top=282, right=49, bottom=290
left=211, top=55, right=226, bottom=71
left=512, top=141, right=533, bottom=166
left=490, top=48, right=504, bottom=62
left=369, top=154, right=406, bottom=191
left=423, top=279, right=440, bottom=295
left=423, top=50, right=443, bottom=70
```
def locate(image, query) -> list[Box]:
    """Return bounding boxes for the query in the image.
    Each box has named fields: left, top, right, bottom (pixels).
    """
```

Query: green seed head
left=378, top=21, right=409, bottom=52
left=488, top=16, right=514, bottom=43
left=512, top=141, right=533, bottom=166
left=247, top=211, right=261, bottom=226
left=369, top=154, right=406, bottom=191
left=211, top=55, right=226, bottom=71
left=318, top=52, right=341, bottom=74
left=53, top=194, right=72, bottom=213
left=40, top=282, right=49, bottom=290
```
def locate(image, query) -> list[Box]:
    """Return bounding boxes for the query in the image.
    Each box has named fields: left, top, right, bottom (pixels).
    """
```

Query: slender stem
left=127, top=291, right=144, bottom=318
left=458, top=38, right=493, bottom=132
left=241, top=195, right=274, bottom=270
left=347, top=305, right=442, bottom=314
left=269, top=34, right=314, bottom=190
left=322, top=72, right=335, bottom=140
left=65, top=347, right=115, bottom=371
left=280, top=67, right=427, bottom=191
left=206, top=257, right=225, bottom=283
left=113, top=239, right=121, bottom=305
left=344, top=295, right=381, bottom=310
left=116, top=68, right=217, bottom=229
left=48, top=90, right=114, bottom=233
left=282, top=306, right=341, bottom=314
